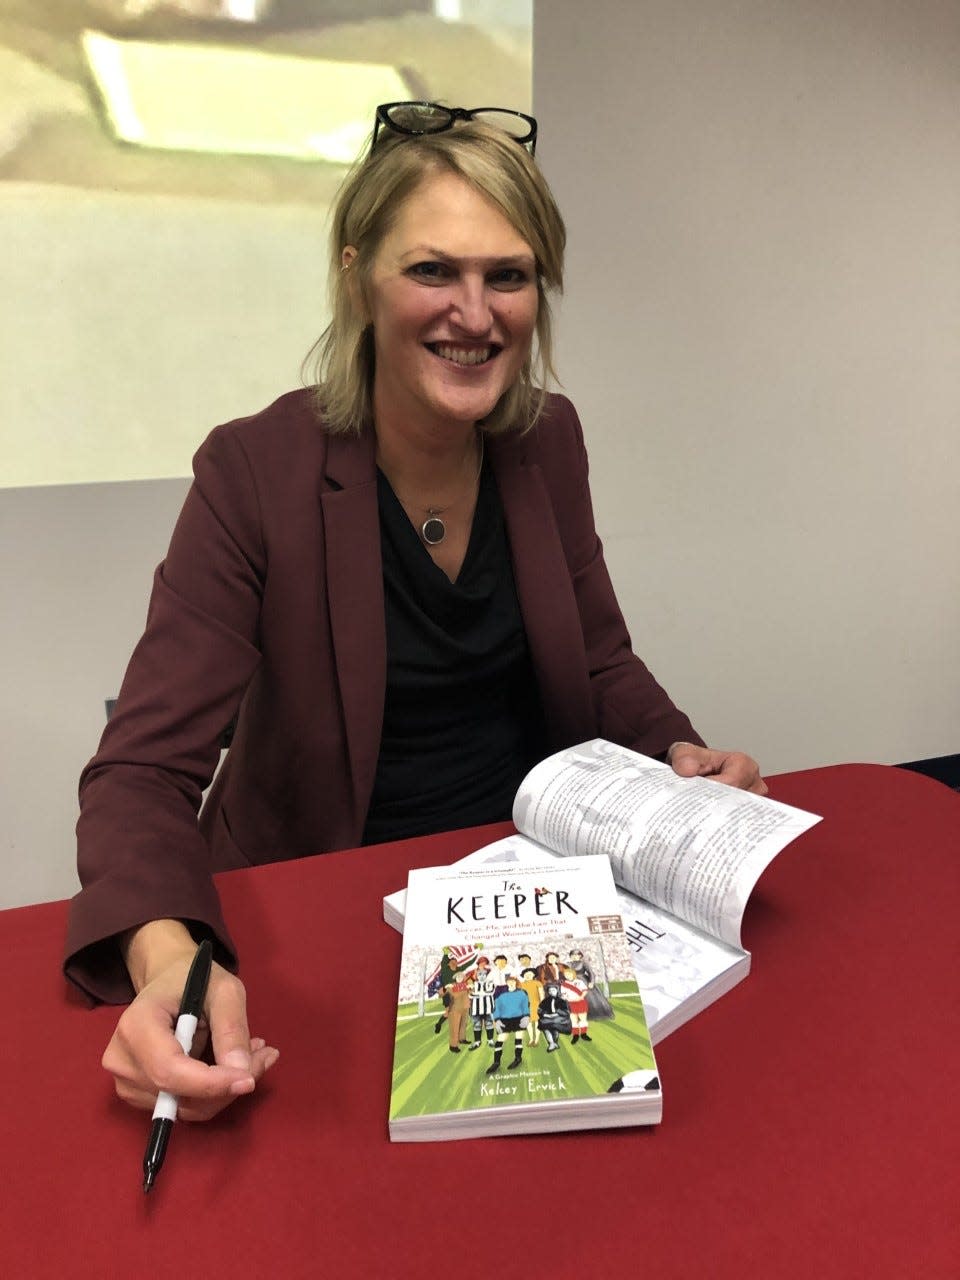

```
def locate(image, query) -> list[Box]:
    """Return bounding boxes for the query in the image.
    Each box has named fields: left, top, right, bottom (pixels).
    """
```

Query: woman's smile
left=427, top=342, right=500, bottom=367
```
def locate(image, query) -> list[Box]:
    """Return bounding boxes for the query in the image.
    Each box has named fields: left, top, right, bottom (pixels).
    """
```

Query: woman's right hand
left=102, top=920, right=279, bottom=1122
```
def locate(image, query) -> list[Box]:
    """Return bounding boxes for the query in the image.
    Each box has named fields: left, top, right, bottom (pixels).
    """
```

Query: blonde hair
left=307, top=121, right=566, bottom=435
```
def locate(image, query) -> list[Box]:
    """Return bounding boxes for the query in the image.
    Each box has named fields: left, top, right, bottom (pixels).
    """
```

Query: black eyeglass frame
left=372, top=101, right=538, bottom=155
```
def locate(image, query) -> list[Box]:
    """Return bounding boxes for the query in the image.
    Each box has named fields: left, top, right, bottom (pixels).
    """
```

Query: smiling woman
left=313, top=115, right=564, bottom=440
left=65, top=102, right=762, bottom=1129
left=307, top=115, right=565, bottom=583
left=352, top=174, right=539, bottom=436
left=358, top=172, right=541, bottom=579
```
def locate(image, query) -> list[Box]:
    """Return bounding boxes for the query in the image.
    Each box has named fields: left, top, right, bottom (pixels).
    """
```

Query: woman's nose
left=450, top=277, right=493, bottom=334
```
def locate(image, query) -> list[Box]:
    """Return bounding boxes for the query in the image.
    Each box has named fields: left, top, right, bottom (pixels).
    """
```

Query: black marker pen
left=142, top=938, right=213, bottom=1193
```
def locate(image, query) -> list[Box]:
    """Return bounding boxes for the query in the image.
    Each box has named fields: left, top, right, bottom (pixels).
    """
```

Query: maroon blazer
left=65, top=391, right=701, bottom=1002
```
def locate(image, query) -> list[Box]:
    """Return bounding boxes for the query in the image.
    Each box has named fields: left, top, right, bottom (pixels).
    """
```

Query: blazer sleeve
left=64, top=424, right=267, bottom=1004
left=541, top=396, right=704, bottom=756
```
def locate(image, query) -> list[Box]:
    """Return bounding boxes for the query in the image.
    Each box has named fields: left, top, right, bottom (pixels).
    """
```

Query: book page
left=512, top=740, right=820, bottom=948
left=612, top=887, right=748, bottom=1042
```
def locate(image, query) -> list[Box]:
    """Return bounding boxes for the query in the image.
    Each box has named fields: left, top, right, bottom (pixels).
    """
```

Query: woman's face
left=356, top=170, right=539, bottom=437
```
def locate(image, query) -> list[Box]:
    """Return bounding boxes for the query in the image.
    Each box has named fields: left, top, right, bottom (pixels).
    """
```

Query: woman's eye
left=489, top=268, right=531, bottom=290
left=408, top=261, right=450, bottom=282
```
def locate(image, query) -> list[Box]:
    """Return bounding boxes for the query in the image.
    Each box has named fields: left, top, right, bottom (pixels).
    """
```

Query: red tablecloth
left=2, top=764, right=957, bottom=1278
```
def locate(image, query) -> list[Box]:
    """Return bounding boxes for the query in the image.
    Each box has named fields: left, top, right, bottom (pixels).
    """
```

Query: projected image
left=0, top=0, right=531, bottom=487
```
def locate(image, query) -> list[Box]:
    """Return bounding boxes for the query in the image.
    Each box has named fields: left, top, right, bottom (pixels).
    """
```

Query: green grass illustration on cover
left=389, top=854, right=661, bottom=1141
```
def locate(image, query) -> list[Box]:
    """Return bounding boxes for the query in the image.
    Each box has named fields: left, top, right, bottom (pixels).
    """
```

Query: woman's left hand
left=667, top=742, right=767, bottom=795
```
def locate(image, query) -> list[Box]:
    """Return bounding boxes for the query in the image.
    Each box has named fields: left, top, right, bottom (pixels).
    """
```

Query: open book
left=389, top=854, right=661, bottom=1142
left=384, top=739, right=821, bottom=1044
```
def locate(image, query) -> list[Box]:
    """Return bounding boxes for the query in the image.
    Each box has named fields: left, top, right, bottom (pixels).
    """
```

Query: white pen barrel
left=150, top=1012, right=201, bottom=1121
left=152, top=1090, right=178, bottom=1121
left=173, top=1012, right=199, bottom=1055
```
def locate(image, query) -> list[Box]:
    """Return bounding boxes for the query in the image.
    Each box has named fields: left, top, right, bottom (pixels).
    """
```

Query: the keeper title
left=446, top=882, right=579, bottom=925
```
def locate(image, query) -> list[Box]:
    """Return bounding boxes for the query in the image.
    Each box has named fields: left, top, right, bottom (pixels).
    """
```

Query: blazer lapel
left=489, top=432, right=595, bottom=748
left=321, top=430, right=385, bottom=829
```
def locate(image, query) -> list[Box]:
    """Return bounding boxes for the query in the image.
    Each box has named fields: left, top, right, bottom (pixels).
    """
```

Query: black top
left=362, top=460, right=546, bottom=845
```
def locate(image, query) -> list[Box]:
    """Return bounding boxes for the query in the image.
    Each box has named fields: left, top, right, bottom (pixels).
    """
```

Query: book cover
left=389, top=855, right=661, bottom=1142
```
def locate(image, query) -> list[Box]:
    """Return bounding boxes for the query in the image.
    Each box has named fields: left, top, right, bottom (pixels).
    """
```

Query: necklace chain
left=407, top=434, right=484, bottom=547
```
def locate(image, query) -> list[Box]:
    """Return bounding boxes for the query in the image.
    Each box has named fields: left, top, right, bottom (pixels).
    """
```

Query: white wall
left=1, top=477, right=188, bottom=906
left=534, top=0, right=960, bottom=774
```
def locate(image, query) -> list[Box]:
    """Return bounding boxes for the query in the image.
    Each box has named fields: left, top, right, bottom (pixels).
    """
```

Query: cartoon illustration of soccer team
left=430, top=944, right=615, bottom=1074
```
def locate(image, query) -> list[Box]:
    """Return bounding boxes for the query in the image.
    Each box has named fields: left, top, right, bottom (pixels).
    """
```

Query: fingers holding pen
left=207, top=968, right=280, bottom=1087
left=102, top=959, right=278, bottom=1122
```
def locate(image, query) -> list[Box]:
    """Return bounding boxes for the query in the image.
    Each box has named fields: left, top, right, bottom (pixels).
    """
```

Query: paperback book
left=384, top=739, right=821, bottom=1044
left=389, top=854, right=662, bottom=1141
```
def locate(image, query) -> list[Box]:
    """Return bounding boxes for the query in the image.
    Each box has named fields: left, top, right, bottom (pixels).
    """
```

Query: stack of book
left=387, top=739, right=820, bottom=1140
